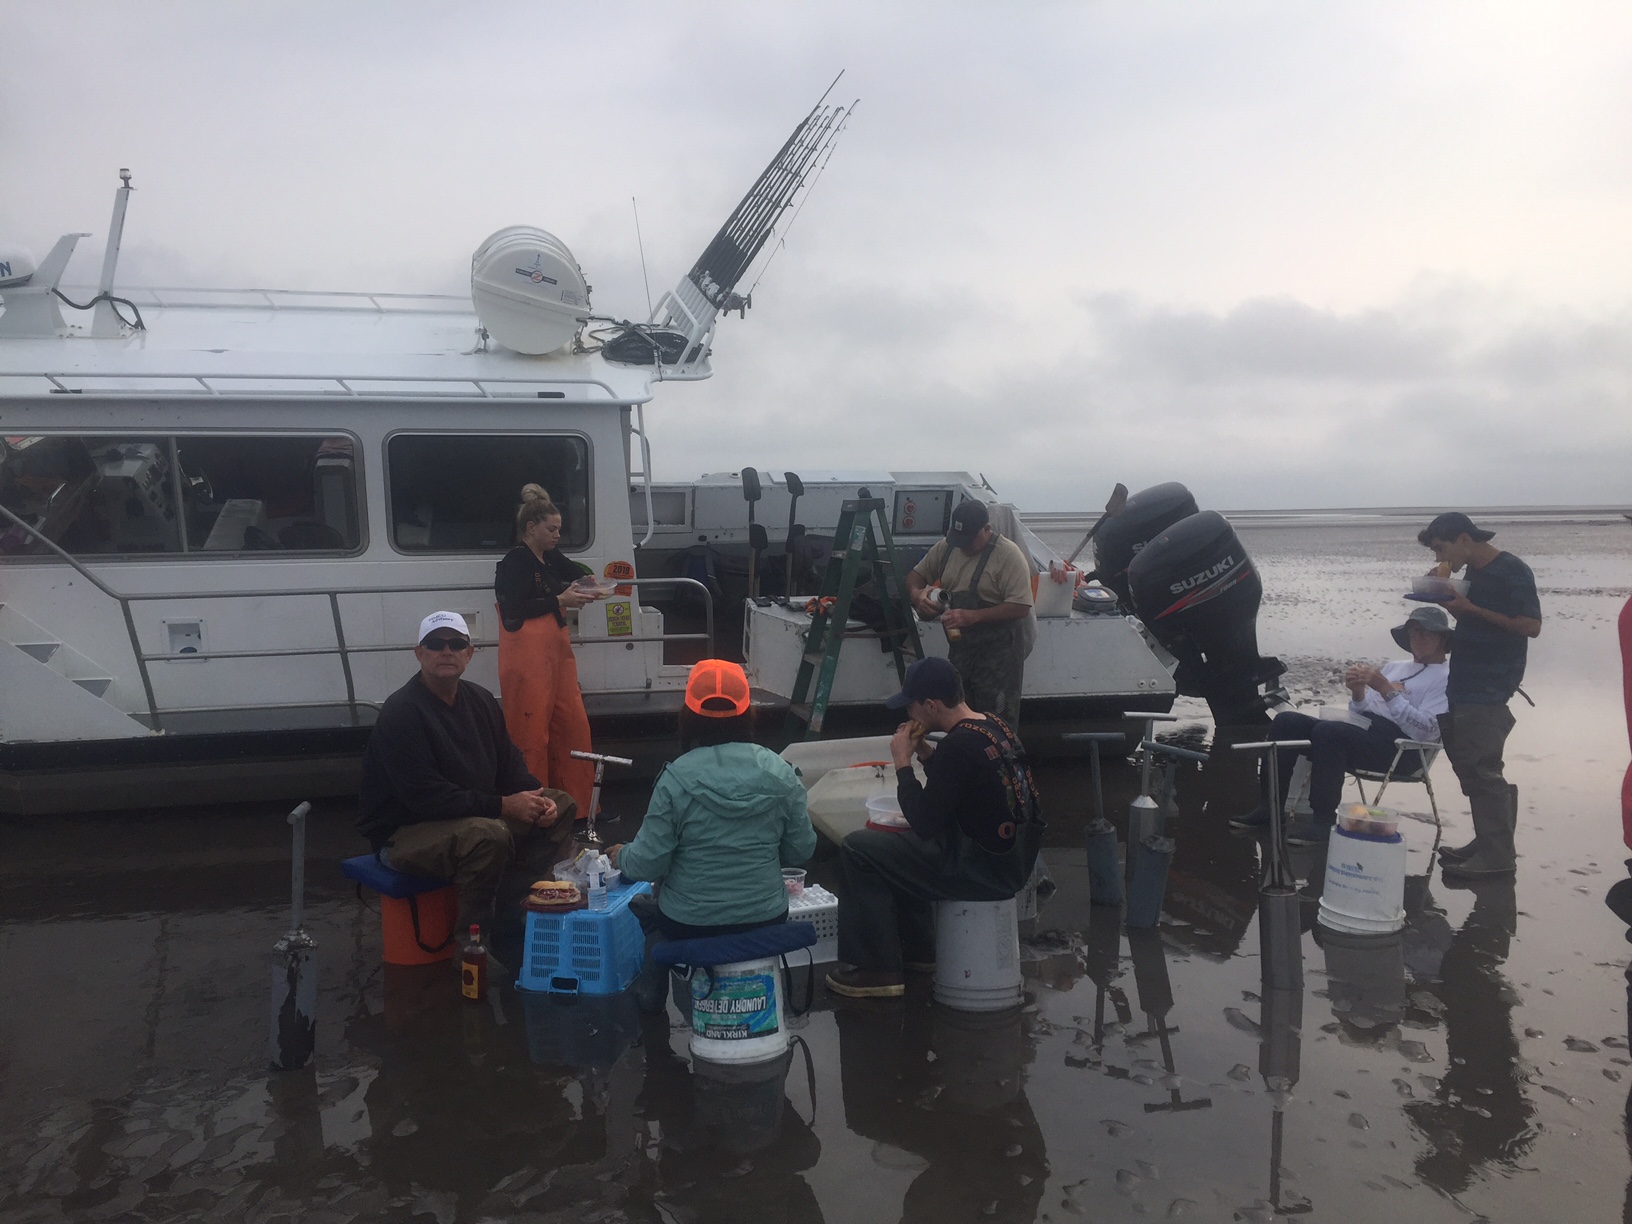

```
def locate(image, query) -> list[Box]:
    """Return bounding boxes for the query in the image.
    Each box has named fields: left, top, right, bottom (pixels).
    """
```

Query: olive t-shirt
left=913, top=535, right=1034, bottom=607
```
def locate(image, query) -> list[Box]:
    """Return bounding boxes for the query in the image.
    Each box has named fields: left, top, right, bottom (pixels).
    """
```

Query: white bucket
left=1317, top=826, right=1407, bottom=935
left=688, top=955, right=790, bottom=1065
left=933, top=898, right=1022, bottom=1012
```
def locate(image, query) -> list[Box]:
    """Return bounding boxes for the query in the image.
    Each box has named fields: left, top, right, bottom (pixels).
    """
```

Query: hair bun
left=520, top=483, right=552, bottom=504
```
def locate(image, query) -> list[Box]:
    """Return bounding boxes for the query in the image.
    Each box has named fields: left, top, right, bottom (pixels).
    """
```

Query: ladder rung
left=787, top=702, right=814, bottom=724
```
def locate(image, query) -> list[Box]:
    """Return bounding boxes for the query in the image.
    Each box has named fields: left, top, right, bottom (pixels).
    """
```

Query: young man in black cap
left=826, top=657, right=1044, bottom=998
left=1418, top=513, right=1542, bottom=879
left=906, top=499, right=1034, bottom=727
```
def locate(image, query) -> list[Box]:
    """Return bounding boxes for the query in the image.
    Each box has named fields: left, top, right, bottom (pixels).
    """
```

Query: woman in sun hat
left=609, top=659, right=816, bottom=941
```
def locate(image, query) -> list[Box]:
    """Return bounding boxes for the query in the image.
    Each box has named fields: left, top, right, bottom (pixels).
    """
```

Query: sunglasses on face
left=421, top=635, right=471, bottom=652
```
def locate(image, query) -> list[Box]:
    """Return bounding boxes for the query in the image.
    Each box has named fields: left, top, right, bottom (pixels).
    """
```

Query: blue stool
left=341, top=853, right=458, bottom=965
left=655, top=924, right=817, bottom=1065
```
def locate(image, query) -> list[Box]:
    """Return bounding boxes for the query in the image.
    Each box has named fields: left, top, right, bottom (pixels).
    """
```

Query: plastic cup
left=782, top=868, right=806, bottom=895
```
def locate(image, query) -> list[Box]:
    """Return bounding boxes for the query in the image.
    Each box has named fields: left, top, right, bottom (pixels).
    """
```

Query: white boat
left=0, top=99, right=1187, bottom=813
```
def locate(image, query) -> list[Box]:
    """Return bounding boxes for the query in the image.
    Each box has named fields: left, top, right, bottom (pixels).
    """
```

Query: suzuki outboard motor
left=1126, top=510, right=1285, bottom=727
left=1092, top=482, right=1200, bottom=607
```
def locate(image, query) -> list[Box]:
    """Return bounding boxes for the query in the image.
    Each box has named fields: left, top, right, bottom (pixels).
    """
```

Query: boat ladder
left=785, top=497, right=923, bottom=737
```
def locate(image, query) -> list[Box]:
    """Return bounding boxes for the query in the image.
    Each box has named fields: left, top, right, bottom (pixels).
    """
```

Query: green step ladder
left=786, top=497, right=924, bottom=738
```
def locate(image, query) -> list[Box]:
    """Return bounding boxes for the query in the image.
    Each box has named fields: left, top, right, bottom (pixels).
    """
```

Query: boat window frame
left=0, top=426, right=370, bottom=562
left=381, top=427, right=596, bottom=558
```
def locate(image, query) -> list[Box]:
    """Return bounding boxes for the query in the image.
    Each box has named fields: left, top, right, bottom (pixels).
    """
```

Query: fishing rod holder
left=570, top=749, right=634, bottom=846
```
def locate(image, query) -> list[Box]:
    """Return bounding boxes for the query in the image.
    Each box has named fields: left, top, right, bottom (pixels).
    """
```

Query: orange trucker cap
left=685, top=659, right=752, bottom=718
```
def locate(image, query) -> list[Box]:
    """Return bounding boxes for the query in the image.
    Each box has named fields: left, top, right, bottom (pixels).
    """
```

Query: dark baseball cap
left=885, top=656, right=961, bottom=709
left=947, top=499, right=990, bottom=549
left=1418, top=511, right=1495, bottom=546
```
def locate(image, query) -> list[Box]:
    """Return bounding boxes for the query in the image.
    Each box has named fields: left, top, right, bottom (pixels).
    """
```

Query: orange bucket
left=381, top=885, right=459, bottom=965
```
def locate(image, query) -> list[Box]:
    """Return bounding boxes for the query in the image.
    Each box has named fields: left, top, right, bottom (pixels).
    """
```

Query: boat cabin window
left=0, top=433, right=363, bottom=558
left=387, top=433, right=591, bottom=553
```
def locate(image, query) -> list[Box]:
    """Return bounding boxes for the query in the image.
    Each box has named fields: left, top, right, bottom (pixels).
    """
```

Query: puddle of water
left=2, top=519, right=1629, bottom=1221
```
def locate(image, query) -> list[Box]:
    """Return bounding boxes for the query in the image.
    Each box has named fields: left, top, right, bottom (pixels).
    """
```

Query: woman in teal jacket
left=609, top=659, right=816, bottom=939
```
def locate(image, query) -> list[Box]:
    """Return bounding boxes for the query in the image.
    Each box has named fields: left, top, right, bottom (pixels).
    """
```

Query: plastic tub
left=781, top=868, right=806, bottom=895
left=1411, top=575, right=1469, bottom=600
left=1338, top=804, right=1399, bottom=838
left=865, top=793, right=911, bottom=832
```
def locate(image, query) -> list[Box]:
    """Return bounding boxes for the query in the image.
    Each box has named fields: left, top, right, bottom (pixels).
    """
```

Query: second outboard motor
left=1126, top=510, right=1285, bottom=726
left=1093, top=482, right=1200, bottom=607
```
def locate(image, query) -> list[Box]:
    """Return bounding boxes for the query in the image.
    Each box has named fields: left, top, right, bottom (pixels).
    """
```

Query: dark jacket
left=494, top=544, right=589, bottom=631
left=357, top=674, right=538, bottom=848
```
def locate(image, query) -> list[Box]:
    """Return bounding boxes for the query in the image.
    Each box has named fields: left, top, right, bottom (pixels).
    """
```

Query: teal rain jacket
left=618, top=742, right=816, bottom=927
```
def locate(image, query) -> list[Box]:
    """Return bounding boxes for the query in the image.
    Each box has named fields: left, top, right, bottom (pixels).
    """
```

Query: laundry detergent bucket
left=1318, top=825, right=1407, bottom=935
left=689, top=955, right=790, bottom=1065
left=933, top=898, right=1022, bottom=1012
left=381, top=886, right=458, bottom=965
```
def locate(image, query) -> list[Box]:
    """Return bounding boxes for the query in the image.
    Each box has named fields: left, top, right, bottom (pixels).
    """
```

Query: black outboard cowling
left=1093, top=482, right=1200, bottom=607
left=1126, top=510, right=1285, bottom=726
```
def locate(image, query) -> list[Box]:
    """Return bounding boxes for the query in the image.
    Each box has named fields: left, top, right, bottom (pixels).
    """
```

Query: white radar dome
left=0, top=247, right=38, bottom=289
left=470, top=226, right=591, bottom=355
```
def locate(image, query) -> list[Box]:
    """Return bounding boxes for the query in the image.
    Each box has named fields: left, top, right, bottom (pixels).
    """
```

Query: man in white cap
left=358, top=611, right=578, bottom=956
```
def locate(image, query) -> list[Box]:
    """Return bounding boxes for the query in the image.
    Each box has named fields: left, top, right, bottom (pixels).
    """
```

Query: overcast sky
left=4, top=1, right=1630, bottom=510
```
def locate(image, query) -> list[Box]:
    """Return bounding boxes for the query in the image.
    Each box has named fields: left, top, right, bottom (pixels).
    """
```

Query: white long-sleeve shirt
left=1349, top=659, right=1449, bottom=742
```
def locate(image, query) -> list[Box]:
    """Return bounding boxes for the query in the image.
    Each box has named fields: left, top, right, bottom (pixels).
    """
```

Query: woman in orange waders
left=495, top=484, right=604, bottom=819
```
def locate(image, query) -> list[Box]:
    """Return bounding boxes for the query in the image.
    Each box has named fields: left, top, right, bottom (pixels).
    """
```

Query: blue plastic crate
left=517, top=880, right=651, bottom=995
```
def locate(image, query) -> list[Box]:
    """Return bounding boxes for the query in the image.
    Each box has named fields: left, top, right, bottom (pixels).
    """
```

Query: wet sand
left=1, top=517, right=1628, bottom=1223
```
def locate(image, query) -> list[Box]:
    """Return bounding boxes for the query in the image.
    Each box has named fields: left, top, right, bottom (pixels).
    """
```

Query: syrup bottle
left=460, top=923, right=488, bottom=1002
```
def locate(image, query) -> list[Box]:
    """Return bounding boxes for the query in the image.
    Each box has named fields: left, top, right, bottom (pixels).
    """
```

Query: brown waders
left=944, top=542, right=1025, bottom=729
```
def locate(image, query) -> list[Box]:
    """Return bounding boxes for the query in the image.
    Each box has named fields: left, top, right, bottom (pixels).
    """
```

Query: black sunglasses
left=421, top=635, right=471, bottom=652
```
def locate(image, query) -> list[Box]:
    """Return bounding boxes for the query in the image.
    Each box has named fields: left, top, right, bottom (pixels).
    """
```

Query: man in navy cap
left=1418, top=512, right=1542, bottom=879
left=826, top=657, right=1045, bottom=998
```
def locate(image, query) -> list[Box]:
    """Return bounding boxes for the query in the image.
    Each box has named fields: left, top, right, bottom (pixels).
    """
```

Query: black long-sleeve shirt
left=895, top=718, right=1022, bottom=855
left=357, top=674, right=539, bottom=848
left=494, top=544, right=586, bottom=630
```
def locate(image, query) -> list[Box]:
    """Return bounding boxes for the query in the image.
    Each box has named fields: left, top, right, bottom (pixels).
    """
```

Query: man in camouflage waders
left=906, top=500, right=1034, bottom=728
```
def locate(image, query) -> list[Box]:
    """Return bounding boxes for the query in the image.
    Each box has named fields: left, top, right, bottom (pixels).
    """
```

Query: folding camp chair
left=1350, top=738, right=1442, bottom=826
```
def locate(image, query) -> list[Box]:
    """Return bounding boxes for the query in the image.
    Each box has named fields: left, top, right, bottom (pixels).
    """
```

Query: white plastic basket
left=788, top=883, right=839, bottom=964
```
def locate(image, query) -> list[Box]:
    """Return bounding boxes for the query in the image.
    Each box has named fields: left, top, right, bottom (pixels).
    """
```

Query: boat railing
left=8, top=370, right=624, bottom=399
left=0, top=502, right=713, bottom=732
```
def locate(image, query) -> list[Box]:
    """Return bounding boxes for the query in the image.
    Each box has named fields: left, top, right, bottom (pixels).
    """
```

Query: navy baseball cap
left=885, top=656, right=961, bottom=709
left=946, top=500, right=990, bottom=549
left=1418, top=512, right=1495, bottom=546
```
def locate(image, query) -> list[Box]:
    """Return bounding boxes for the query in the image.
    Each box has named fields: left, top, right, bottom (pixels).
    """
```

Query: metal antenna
left=632, top=197, right=654, bottom=319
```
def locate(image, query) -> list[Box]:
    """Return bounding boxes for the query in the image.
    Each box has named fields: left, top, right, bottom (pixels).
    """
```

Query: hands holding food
left=891, top=719, right=930, bottom=768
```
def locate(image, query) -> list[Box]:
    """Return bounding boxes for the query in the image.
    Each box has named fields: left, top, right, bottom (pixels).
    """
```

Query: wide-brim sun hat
left=1392, top=605, right=1454, bottom=652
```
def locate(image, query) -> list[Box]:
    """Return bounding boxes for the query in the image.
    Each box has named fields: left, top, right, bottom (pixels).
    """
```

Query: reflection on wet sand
left=1404, top=877, right=1536, bottom=1197
left=838, top=997, right=1046, bottom=1223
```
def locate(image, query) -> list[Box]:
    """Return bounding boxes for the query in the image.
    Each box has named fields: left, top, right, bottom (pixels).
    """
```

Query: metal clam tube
left=1125, top=834, right=1174, bottom=928
left=569, top=750, right=633, bottom=846
left=1063, top=733, right=1128, bottom=906
left=271, top=801, right=316, bottom=1072
left=1233, top=740, right=1311, bottom=893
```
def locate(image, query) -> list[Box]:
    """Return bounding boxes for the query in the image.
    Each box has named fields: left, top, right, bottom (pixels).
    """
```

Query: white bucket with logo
left=1318, top=826, right=1407, bottom=935
left=933, top=898, right=1022, bottom=1012
left=688, top=955, right=790, bottom=1065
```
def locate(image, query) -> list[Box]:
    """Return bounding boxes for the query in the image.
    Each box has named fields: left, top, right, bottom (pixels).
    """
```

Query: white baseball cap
left=418, top=611, right=470, bottom=643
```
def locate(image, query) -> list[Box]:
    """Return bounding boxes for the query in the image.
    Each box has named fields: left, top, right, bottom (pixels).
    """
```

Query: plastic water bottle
left=587, top=857, right=608, bottom=911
